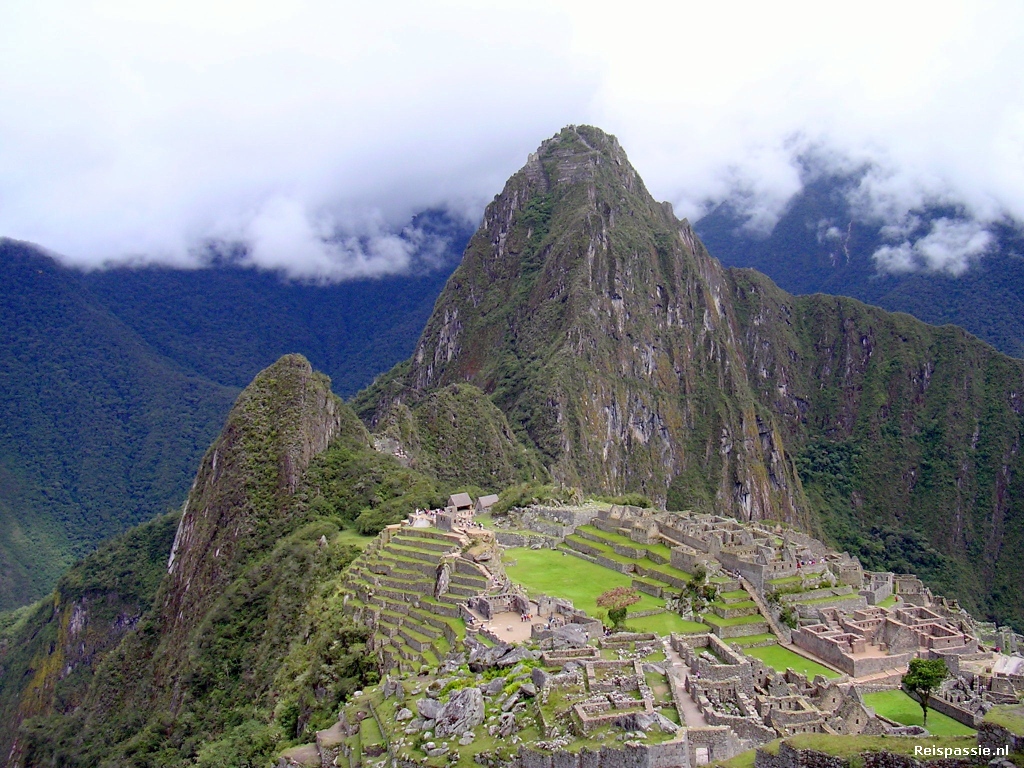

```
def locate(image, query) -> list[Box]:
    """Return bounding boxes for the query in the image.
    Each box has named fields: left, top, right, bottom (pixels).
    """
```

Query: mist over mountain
left=695, top=171, right=1024, bottom=359
left=359, top=127, right=1024, bottom=629
left=1, top=126, right=1023, bottom=768
left=0, top=213, right=470, bottom=610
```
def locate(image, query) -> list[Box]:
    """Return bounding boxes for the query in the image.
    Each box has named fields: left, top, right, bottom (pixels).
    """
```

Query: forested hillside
left=0, top=215, right=469, bottom=610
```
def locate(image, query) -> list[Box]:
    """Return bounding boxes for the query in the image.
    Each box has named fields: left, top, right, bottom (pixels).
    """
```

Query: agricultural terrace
left=742, top=644, right=840, bottom=679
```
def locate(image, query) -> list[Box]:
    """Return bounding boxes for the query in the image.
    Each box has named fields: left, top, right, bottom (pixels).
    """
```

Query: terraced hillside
left=340, top=526, right=496, bottom=673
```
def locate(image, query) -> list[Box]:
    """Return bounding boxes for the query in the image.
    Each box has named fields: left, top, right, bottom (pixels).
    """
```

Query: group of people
left=519, top=612, right=534, bottom=622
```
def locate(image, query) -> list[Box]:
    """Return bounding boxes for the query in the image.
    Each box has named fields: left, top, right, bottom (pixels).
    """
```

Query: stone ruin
left=674, top=633, right=892, bottom=742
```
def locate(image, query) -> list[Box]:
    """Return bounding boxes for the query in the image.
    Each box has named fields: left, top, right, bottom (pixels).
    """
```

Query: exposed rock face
left=417, top=697, right=443, bottom=721
left=434, top=687, right=485, bottom=737
left=361, top=126, right=809, bottom=523
left=359, top=125, right=1024, bottom=628
left=163, top=354, right=350, bottom=651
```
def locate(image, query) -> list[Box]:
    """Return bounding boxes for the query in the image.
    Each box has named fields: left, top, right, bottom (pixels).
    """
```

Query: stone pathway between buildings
left=661, top=637, right=708, bottom=727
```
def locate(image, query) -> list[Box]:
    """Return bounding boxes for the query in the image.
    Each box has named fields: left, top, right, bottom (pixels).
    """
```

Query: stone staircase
left=739, top=577, right=788, bottom=641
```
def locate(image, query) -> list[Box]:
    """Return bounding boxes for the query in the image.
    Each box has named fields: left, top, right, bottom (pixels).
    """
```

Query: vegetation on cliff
left=0, top=214, right=469, bottom=612
left=0, top=356, right=445, bottom=766
left=358, top=126, right=1024, bottom=630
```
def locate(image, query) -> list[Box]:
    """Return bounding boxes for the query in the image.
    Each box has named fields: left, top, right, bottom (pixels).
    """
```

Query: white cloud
left=874, top=218, right=994, bottom=276
left=0, top=0, right=1022, bottom=280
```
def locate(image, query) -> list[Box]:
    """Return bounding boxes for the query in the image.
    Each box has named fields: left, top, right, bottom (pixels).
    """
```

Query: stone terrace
left=340, top=525, right=494, bottom=673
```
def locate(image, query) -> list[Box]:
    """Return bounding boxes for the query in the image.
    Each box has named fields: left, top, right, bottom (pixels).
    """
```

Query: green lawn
left=984, top=704, right=1024, bottom=735
left=504, top=548, right=703, bottom=633
left=336, top=528, right=377, bottom=549
left=628, top=611, right=707, bottom=635
left=712, top=747, right=757, bottom=768
left=742, top=645, right=840, bottom=678
left=863, top=690, right=976, bottom=735
left=877, top=595, right=898, bottom=608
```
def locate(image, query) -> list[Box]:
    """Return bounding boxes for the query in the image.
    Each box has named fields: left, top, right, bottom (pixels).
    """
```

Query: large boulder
left=550, top=624, right=589, bottom=649
left=494, top=646, right=539, bottom=668
left=531, top=667, right=551, bottom=689
left=435, top=687, right=485, bottom=737
left=417, top=697, right=443, bottom=721
left=633, top=712, right=679, bottom=734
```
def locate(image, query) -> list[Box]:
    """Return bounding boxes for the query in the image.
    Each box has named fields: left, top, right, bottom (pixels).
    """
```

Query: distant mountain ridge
left=695, top=172, right=1024, bottom=359
left=0, top=216, right=470, bottom=610
left=1, top=126, right=1024, bottom=766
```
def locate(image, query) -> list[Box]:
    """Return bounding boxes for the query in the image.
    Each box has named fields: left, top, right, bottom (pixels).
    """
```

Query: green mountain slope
left=0, top=217, right=466, bottom=611
left=361, top=126, right=807, bottom=525
left=359, top=126, right=1024, bottom=629
left=696, top=174, right=1024, bottom=360
left=0, top=240, right=238, bottom=611
left=0, top=355, right=428, bottom=766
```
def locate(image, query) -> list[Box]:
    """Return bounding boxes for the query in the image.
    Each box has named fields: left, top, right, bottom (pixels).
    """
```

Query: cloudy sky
left=1, top=0, right=1021, bottom=280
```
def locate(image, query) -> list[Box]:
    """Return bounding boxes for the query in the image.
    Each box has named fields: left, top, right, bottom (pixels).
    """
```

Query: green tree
left=902, top=658, right=948, bottom=726
left=596, top=587, right=641, bottom=628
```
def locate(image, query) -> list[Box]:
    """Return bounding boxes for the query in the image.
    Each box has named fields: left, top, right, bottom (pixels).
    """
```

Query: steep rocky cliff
left=161, top=353, right=348, bottom=653
left=359, top=126, right=1024, bottom=628
left=0, top=355, right=386, bottom=766
left=360, top=126, right=807, bottom=525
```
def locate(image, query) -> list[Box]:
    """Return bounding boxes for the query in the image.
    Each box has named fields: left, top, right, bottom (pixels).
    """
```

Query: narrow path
left=661, top=637, right=708, bottom=727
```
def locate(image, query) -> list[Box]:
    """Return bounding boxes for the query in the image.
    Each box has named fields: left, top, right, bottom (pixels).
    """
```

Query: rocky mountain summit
left=359, top=126, right=1024, bottom=627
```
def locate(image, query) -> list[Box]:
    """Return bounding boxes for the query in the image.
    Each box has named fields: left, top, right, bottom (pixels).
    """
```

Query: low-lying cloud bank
left=1, top=1, right=1021, bottom=281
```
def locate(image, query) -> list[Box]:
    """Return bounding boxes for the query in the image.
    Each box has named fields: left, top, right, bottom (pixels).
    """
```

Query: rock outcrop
left=434, top=687, right=485, bottom=737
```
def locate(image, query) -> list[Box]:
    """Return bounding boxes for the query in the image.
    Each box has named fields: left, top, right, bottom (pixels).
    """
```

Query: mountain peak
left=363, top=127, right=805, bottom=520
left=532, top=125, right=632, bottom=186
left=508, top=125, right=646, bottom=203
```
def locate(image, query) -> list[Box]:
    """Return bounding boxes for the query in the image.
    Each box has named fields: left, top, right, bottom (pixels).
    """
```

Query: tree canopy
left=902, top=658, right=948, bottom=725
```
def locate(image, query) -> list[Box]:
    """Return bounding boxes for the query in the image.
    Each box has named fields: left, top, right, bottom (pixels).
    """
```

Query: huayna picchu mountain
left=2, top=126, right=1024, bottom=767
left=357, top=126, right=1024, bottom=628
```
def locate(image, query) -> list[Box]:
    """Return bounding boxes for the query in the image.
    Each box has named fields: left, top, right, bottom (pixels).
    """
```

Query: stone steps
left=710, top=600, right=759, bottom=619
left=445, top=583, right=479, bottom=598
left=454, top=558, right=491, bottom=578
left=449, top=572, right=488, bottom=589
left=418, top=596, right=463, bottom=619
left=377, top=575, right=427, bottom=592
left=385, top=543, right=443, bottom=564
left=398, top=625, right=435, bottom=651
